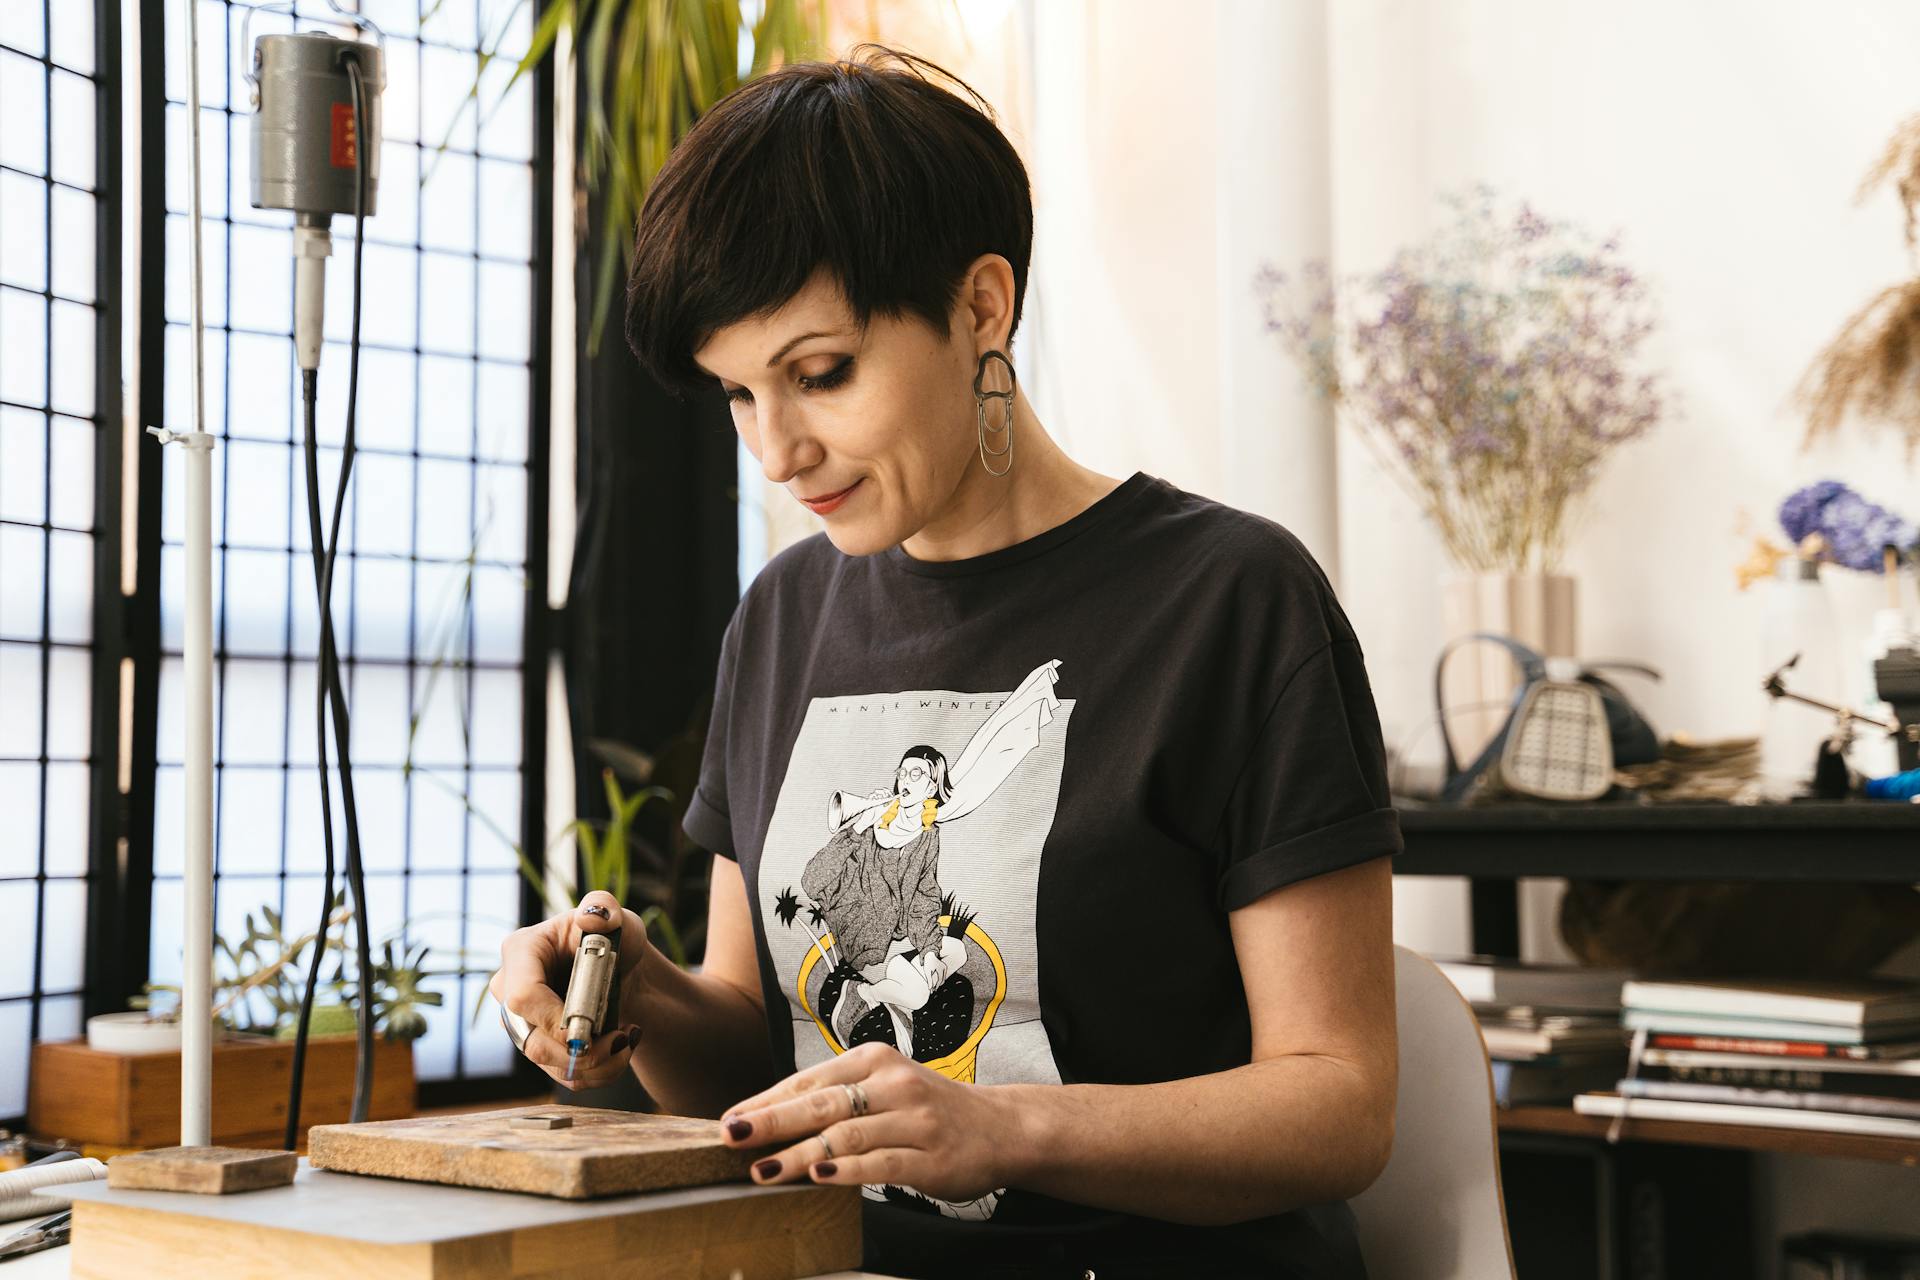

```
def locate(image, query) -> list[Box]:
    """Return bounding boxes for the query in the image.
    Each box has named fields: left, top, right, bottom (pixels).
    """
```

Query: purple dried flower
left=1779, top=481, right=1918, bottom=571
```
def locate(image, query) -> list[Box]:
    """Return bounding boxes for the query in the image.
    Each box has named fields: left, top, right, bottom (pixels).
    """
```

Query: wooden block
left=30, top=1036, right=414, bottom=1148
left=108, top=1146, right=298, bottom=1194
left=63, top=1161, right=864, bottom=1279
left=507, top=1114, right=571, bottom=1131
left=308, top=1104, right=759, bottom=1199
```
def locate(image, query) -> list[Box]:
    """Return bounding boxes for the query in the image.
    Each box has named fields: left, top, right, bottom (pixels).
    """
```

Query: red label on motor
left=330, top=102, right=358, bottom=168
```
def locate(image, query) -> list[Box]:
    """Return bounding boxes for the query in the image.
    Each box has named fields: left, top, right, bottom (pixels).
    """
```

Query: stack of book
left=1433, top=956, right=1631, bottom=1107
left=1572, top=978, right=1920, bottom=1138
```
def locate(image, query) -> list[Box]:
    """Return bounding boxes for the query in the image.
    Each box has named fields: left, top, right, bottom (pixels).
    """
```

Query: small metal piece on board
left=508, top=1114, right=573, bottom=1131
left=107, top=1146, right=297, bottom=1194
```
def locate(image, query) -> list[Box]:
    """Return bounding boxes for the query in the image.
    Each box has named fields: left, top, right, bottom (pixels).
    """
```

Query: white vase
left=1439, top=571, right=1578, bottom=769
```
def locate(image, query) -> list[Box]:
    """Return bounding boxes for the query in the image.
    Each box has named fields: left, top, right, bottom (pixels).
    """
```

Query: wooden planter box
left=28, top=1034, right=415, bottom=1152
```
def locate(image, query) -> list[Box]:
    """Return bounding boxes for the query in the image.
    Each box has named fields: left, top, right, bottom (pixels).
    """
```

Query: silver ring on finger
left=841, top=1081, right=870, bottom=1118
left=818, top=1132, right=835, bottom=1162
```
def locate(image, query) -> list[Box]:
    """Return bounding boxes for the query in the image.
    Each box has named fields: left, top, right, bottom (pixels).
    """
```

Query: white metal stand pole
left=168, top=0, right=215, bottom=1149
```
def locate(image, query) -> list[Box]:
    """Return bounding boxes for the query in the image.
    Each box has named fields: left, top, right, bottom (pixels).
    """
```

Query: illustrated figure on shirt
left=784, top=659, right=1061, bottom=1063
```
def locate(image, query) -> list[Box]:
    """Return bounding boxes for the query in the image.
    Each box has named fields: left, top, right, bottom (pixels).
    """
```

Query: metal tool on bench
left=499, top=927, right=622, bottom=1082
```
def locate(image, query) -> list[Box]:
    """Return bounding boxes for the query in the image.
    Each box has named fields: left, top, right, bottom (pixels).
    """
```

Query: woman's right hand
left=490, top=890, right=650, bottom=1091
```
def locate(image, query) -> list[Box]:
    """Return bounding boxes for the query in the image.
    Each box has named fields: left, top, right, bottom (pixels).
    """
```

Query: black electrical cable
left=285, top=50, right=377, bottom=1141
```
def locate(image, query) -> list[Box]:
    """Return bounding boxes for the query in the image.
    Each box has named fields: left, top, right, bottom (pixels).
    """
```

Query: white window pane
left=0, top=643, right=43, bottom=757
left=49, top=68, right=96, bottom=191
left=347, top=242, right=417, bottom=349
left=420, top=44, right=476, bottom=153
left=416, top=457, right=473, bottom=562
left=0, top=764, right=39, bottom=877
left=408, top=665, right=469, bottom=770
left=164, top=215, right=228, bottom=329
left=349, top=665, right=409, bottom=768
left=474, top=463, right=523, bottom=564
left=0, top=1001, right=27, bottom=1116
left=475, top=54, right=531, bottom=162
left=354, top=347, right=416, bottom=454
left=476, top=158, right=530, bottom=262
left=420, top=251, right=474, bottom=355
left=149, top=876, right=181, bottom=986
left=368, top=138, right=418, bottom=249
left=162, top=0, right=227, bottom=111
left=50, top=297, right=95, bottom=419
left=0, top=526, right=45, bottom=642
left=476, top=261, right=528, bottom=363
left=418, top=354, right=473, bottom=457
left=224, top=440, right=290, bottom=548
left=287, top=533, right=348, bottom=657
left=465, top=774, right=519, bottom=873
left=353, top=556, right=411, bottom=660
left=420, top=150, right=475, bottom=255
left=360, top=0, right=418, bottom=39
left=474, top=361, right=526, bottom=463
left=43, top=761, right=87, bottom=875
left=48, top=0, right=94, bottom=75
left=49, top=415, right=95, bottom=531
left=49, top=185, right=95, bottom=304
left=0, top=884, right=34, bottom=996
left=228, top=331, right=292, bottom=442
left=163, top=322, right=228, bottom=442
left=213, top=877, right=282, bottom=976
left=153, top=765, right=182, bottom=875
left=221, top=658, right=285, bottom=765
left=351, top=771, right=405, bottom=871
left=45, top=646, right=89, bottom=760
left=156, top=654, right=221, bottom=767
left=350, top=451, right=413, bottom=558
left=40, top=878, right=85, bottom=990
left=470, top=669, right=519, bottom=766
left=40, top=992, right=82, bottom=1041
left=167, top=104, right=229, bottom=220
left=462, top=974, right=513, bottom=1074
left=379, top=40, right=419, bottom=145
left=48, top=530, right=91, bottom=643
left=0, top=51, right=47, bottom=176
left=420, top=0, right=478, bottom=47
left=229, top=223, right=291, bottom=334
left=0, top=3, right=44, bottom=57
left=470, top=564, right=522, bottom=664
left=0, top=170, right=47, bottom=292
left=407, top=771, right=467, bottom=870
left=218, top=766, right=284, bottom=875
left=0, top=406, right=46, bottom=523
left=481, top=0, right=532, bottom=61
left=223, top=547, right=289, bottom=656
left=0, top=286, right=48, bottom=407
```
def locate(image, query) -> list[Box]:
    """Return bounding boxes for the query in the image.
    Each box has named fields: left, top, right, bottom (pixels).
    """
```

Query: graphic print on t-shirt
left=759, top=659, right=1071, bottom=1221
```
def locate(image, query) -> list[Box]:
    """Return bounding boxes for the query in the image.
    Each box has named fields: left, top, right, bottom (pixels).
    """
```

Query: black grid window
left=0, top=2, right=107, bottom=1120
left=149, top=0, right=544, bottom=1087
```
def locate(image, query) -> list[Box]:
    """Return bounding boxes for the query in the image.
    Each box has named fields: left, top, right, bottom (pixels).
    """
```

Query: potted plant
left=1257, top=185, right=1670, bottom=757
left=32, top=894, right=441, bottom=1149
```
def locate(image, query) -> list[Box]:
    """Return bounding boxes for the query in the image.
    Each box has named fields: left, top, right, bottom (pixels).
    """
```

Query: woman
left=493, top=45, right=1400, bottom=1279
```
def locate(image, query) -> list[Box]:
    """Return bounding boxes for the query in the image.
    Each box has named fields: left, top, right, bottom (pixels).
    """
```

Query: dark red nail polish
left=610, top=1033, right=630, bottom=1053
left=754, top=1159, right=780, bottom=1179
left=814, top=1161, right=837, bottom=1178
left=727, top=1118, right=753, bottom=1141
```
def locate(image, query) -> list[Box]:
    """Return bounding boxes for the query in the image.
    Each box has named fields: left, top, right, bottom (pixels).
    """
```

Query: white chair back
left=1349, top=945, right=1516, bottom=1279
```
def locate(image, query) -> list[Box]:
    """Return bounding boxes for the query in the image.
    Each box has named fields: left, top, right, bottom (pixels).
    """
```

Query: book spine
left=1622, top=1078, right=1920, bottom=1121
left=1637, top=1062, right=1920, bottom=1101
left=1648, top=1034, right=1866, bottom=1059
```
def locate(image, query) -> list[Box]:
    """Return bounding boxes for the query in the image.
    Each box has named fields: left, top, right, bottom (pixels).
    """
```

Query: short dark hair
left=623, top=44, right=1033, bottom=396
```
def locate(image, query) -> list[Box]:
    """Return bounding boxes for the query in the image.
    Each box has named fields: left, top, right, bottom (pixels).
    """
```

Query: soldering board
left=307, top=1104, right=760, bottom=1199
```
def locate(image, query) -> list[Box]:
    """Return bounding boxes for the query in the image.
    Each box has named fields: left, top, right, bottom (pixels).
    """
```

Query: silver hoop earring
left=973, top=350, right=1015, bottom=478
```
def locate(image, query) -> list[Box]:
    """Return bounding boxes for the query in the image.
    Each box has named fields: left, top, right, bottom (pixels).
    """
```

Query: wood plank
left=61, top=1161, right=862, bottom=1279
left=309, top=1104, right=760, bottom=1199
left=107, top=1146, right=298, bottom=1193
left=1499, top=1103, right=1920, bottom=1166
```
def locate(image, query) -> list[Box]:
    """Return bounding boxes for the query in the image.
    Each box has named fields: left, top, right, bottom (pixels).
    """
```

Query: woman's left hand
left=719, top=1041, right=1016, bottom=1203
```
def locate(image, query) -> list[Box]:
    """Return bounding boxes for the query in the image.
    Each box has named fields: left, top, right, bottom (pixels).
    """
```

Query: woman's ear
left=962, top=253, right=1017, bottom=354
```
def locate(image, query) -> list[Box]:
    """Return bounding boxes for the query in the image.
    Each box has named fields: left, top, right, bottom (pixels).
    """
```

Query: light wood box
left=28, top=1035, right=415, bottom=1150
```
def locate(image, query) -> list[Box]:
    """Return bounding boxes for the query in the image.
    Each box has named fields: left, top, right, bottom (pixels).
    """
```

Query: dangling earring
left=973, top=349, right=1015, bottom=478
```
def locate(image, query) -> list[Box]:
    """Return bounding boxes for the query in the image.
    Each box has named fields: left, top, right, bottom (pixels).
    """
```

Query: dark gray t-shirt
left=682, top=471, right=1400, bottom=1279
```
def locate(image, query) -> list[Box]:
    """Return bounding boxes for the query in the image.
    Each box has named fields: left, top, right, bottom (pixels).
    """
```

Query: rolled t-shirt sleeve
left=1213, top=637, right=1403, bottom=911
left=680, top=617, right=739, bottom=861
